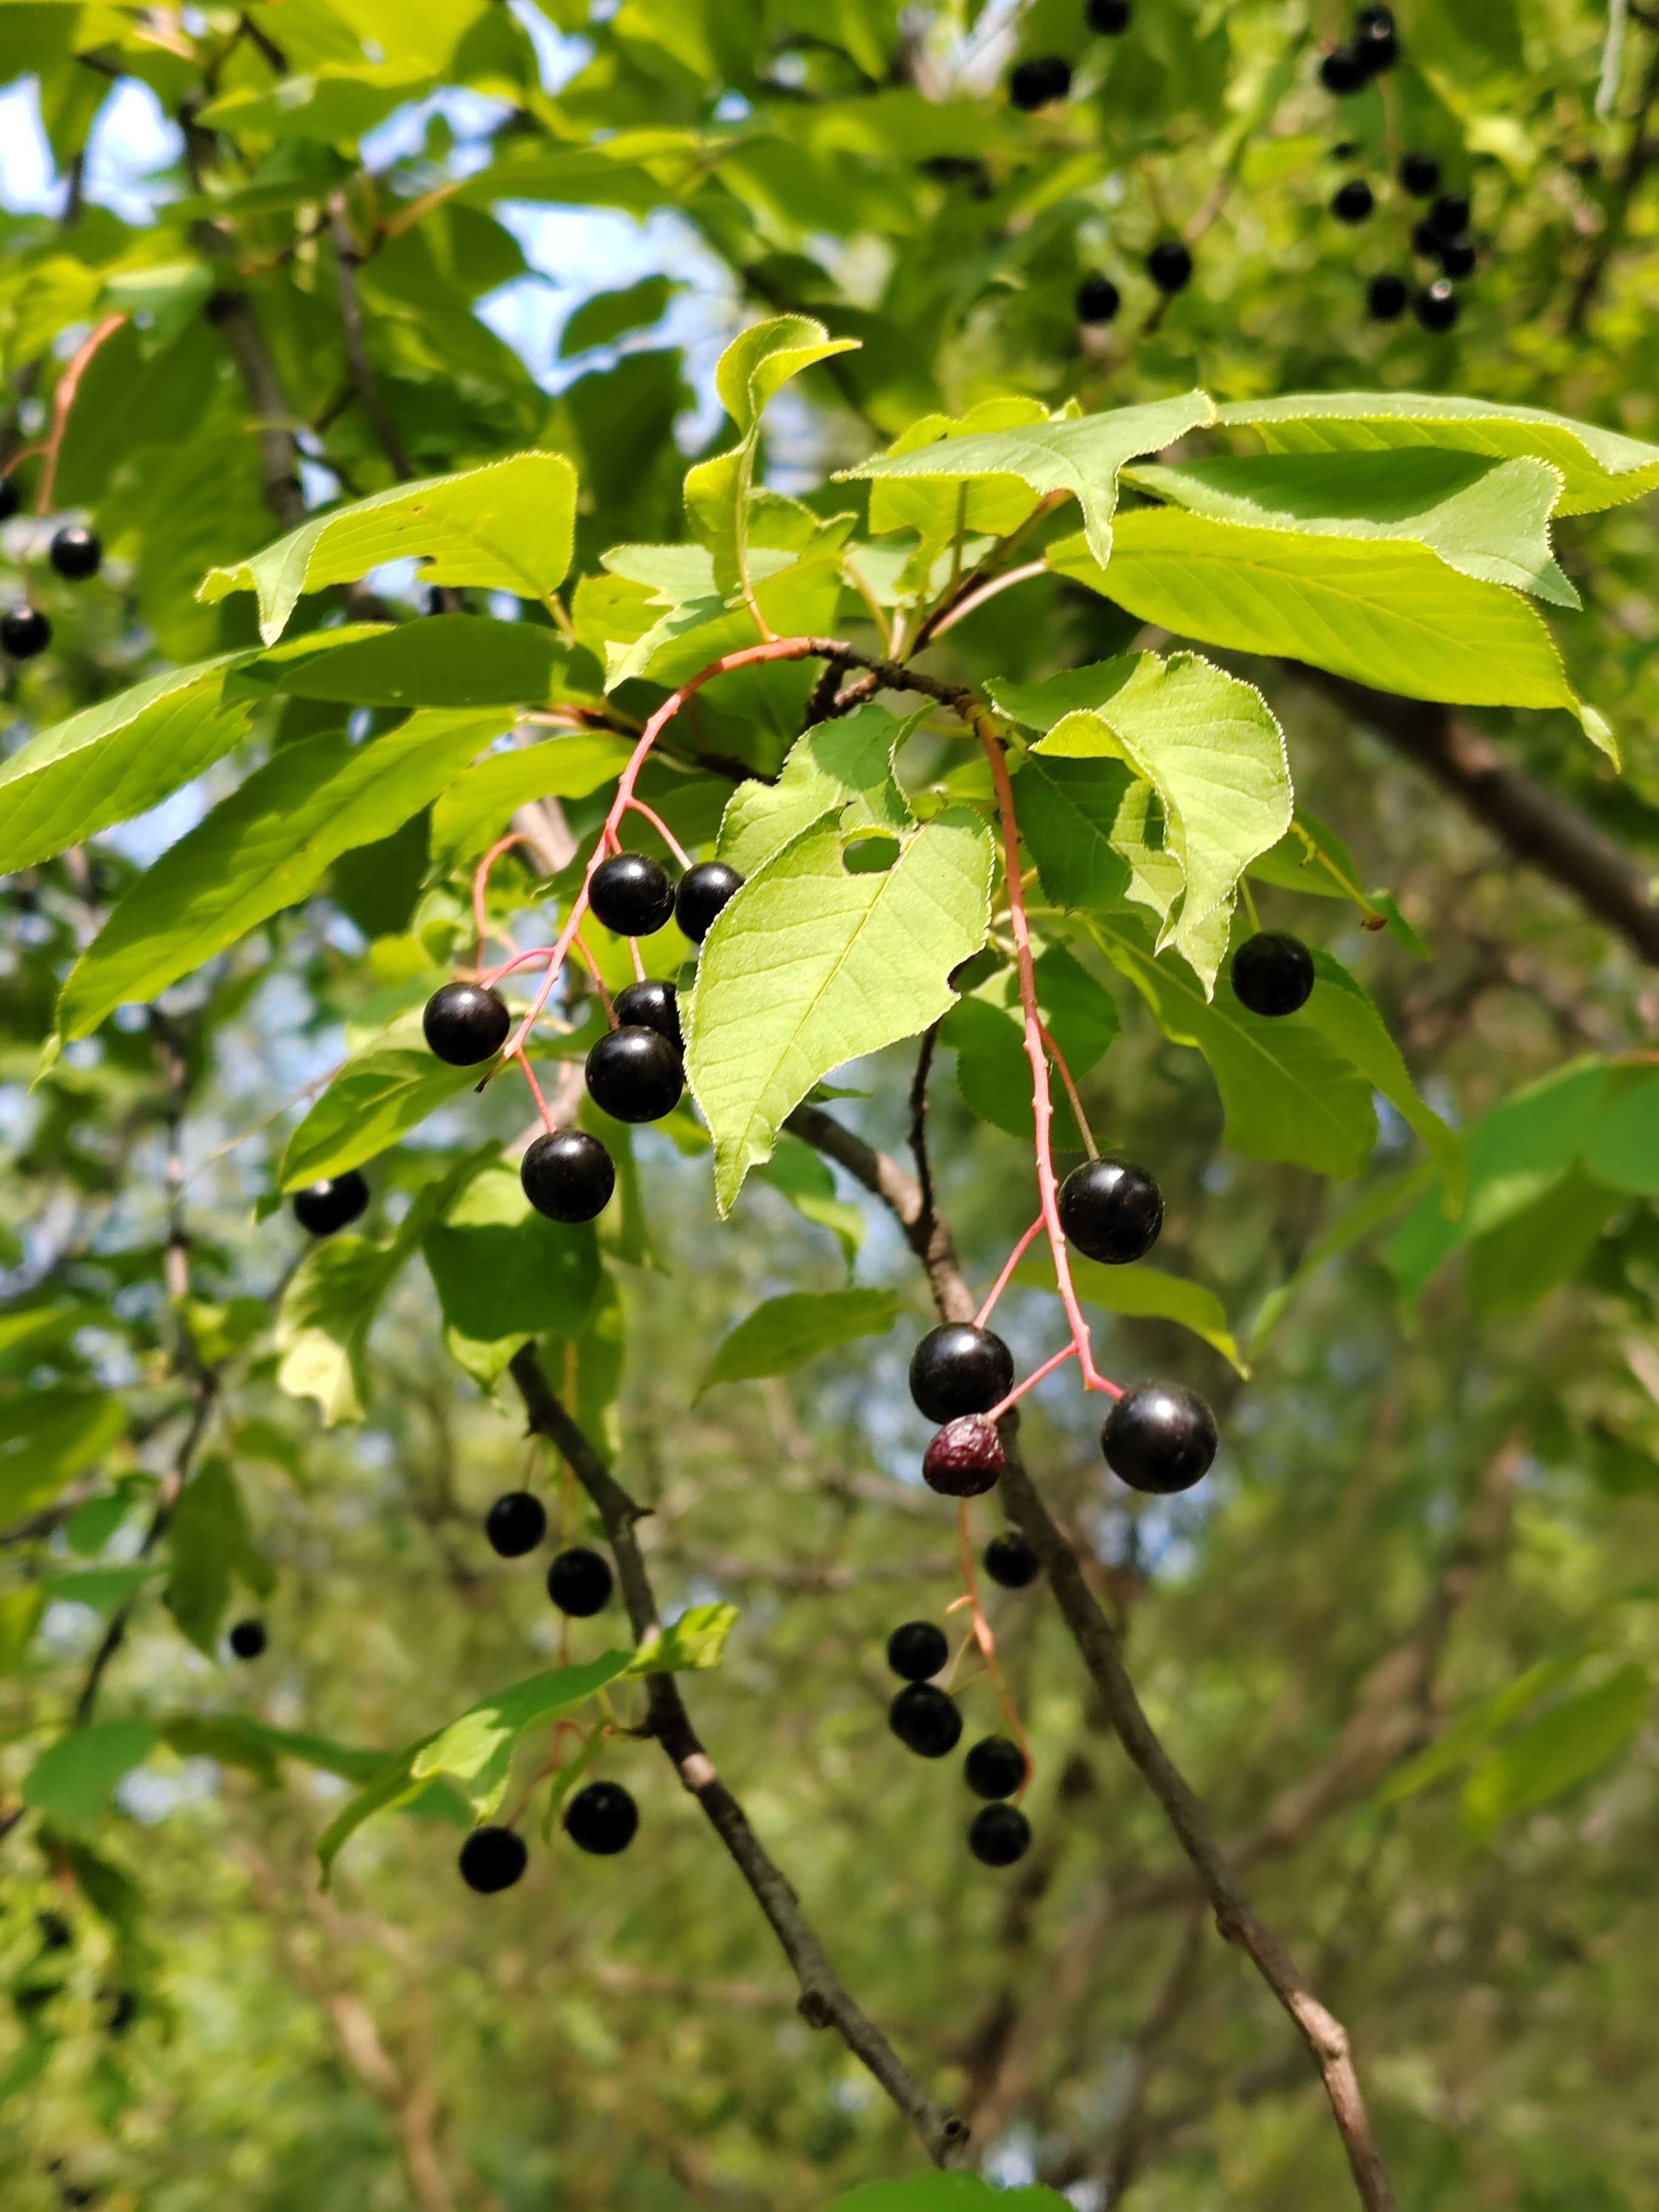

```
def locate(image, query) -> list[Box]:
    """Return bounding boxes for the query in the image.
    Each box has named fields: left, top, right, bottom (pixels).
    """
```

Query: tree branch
left=204, top=276, right=306, bottom=529
left=1567, top=24, right=1659, bottom=330
left=506, top=1344, right=968, bottom=2169
left=328, top=193, right=415, bottom=481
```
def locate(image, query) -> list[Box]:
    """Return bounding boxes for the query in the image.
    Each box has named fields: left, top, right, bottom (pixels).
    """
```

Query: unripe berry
left=291, top=1171, right=369, bottom=1237
left=589, top=851, right=675, bottom=937
left=886, top=1621, right=948, bottom=1681
left=1101, top=1382, right=1218, bottom=1495
left=485, top=1491, right=546, bottom=1557
left=459, top=1824, right=528, bottom=1892
left=984, top=1533, right=1041, bottom=1589
left=923, top=1416, right=1005, bottom=1496
left=1057, top=1159, right=1162, bottom=1265
left=423, top=980, right=511, bottom=1065
left=889, top=1683, right=962, bottom=1758
left=565, top=1778, right=638, bottom=1855
left=969, top=1803, right=1032, bottom=1866
left=520, top=1129, right=615, bottom=1222
left=908, top=1324, right=1014, bottom=1424
left=546, top=1546, right=614, bottom=1617
left=674, top=862, right=743, bottom=944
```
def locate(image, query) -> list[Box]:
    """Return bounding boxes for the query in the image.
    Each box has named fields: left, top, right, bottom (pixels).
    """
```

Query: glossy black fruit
left=675, top=861, right=743, bottom=944
left=1146, top=239, right=1193, bottom=293
left=1400, top=149, right=1441, bottom=198
left=970, top=1803, right=1032, bottom=1866
left=228, top=1618, right=266, bottom=1660
left=423, top=979, right=511, bottom=1065
left=1101, top=1382, right=1219, bottom=1495
left=1010, top=55, right=1072, bottom=109
left=1355, top=4, right=1397, bottom=71
left=1412, top=220, right=1446, bottom=261
left=291, top=1170, right=369, bottom=1237
left=485, top=1490, right=546, bottom=1557
left=49, top=525, right=101, bottom=581
left=1058, top=1159, right=1164, bottom=1265
left=1088, top=0, right=1131, bottom=29
left=2, top=606, right=50, bottom=659
left=909, top=1324, right=1014, bottom=1424
left=1230, top=931, right=1315, bottom=1017
left=459, top=1824, right=528, bottom=1893
left=585, top=1026, right=683, bottom=1122
left=1430, top=190, right=1472, bottom=238
left=521, top=1129, right=615, bottom=1222
left=890, top=1683, right=962, bottom=1758
left=965, top=1736, right=1029, bottom=1801
left=0, top=477, right=18, bottom=523
left=923, top=1416, right=1005, bottom=1496
left=589, top=851, right=675, bottom=937
left=1319, top=45, right=1366, bottom=94
left=1416, top=279, right=1460, bottom=332
left=984, top=1533, right=1041, bottom=1590
left=565, top=1778, right=638, bottom=1855
left=1367, top=272, right=1409, bottom=320
left=887, top=1620, right=949, bottom=1681
left=1076, top=273, right=1122, bottom=325
left=1441, top=238, right=1476, bottom=280
left=546, top=1546, right=614, bottom=1617
left=1331, top=178, right=1374, bottom=224
left=613, top=978, right=683, bottom=1052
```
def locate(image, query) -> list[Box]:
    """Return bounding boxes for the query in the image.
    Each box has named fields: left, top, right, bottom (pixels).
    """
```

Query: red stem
left=975, top=1213, right=1045, bottom=1327
left=622, top=795, right=694, bottom=870
left=36, top=314, right=128, bottom=515
left=518, top=1054, right=558, bottom=1136
left=474, top=831, right=528, bottom=965
left=985, top=1340, right=1079, bottom=1423
left=1039, top=1021, right=1099, bottom=1161
left=956, top=1500, right=1033, bottom=1791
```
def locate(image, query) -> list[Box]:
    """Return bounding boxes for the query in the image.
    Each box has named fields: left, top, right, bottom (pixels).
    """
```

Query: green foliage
left=700, top=1288, right=901, bottom=1395
left=164, top=1457, right=276, bottom=1658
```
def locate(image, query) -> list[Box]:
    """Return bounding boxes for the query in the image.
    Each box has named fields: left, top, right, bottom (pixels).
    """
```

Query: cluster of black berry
left=1318, top=4, right=1398, bottom=94
left=1341, top=150, right=1473, bottom=333
left=0, top=478, right=102, bottom=661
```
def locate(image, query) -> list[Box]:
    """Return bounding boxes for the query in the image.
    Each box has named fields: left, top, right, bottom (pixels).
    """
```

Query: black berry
left=1416, top=279, right=1460, bottom=332
left=423, top=980, right=511, bottom=1065
left=965, top=1736, right=1028, bottom=1800
left=1057, top=1159, right=1163, bottom=1265
left=889, top=1683, right=962, bottom=1758
left=1146, top=240, right=1193, bottom=294
left=1367, top=272, right=1408, bottom=320
left=585, top=1026, right=683, bottom=1122
left=1412, top=220, right=1446, bottom=261
left=546, top=1546, right=613, bottom=1617
left=1087, top=0, right=1131, bottom=30
left=887, top=1620, right=948, bottom=1681
left=485, top=1490, right=546, bottom=1557
left=1430, top=190, right=1471, bottom=238
left=1355, top=4, right=1397, bottom=71
left=675, top=861, right=743, bottom=944
left=1101, top=1382, right=1218, bottom=1495
left=969, top=1803, right=1033, bottom=1866
left=228, top=1618, right=266, bottom=1660
left=1330, top=178, right=1374, bottom=224
left=49, top=525, right=101, bottom=581
left=1230, top=931, right=1315, bottom=1017
left=520, top=1128, right=615, bottom=1222
left=1319, top=45, right=1366, bottom=94
left=1441, top=238, right=1476, bottom=280
left=565, top=1778, right=638, bottom=1855
left=1010, top=55, right=1072, bottom=109
left=1400, top=150, right=1441, bottom=198
left=984, top=1533, right=1041, bottom=1589
left=1076, top=273, right=1121, bottom=324
left=291, top=1170, right=369, bottom=1236
left=38, top=1912, right=73, bottom=1951
left=2, top=607, right=51, bottom=659
left=923, top=1416, right=1005, bottom=1496
left=614, top=977, right=682, bottom=1052
left=0, top=476, right=18, bottom=523
left=459, top=1824, right=528, bottom=1892
left=589, top=851, right=675, bottom=937
left=909, top=1324, right=1014, bottom=1424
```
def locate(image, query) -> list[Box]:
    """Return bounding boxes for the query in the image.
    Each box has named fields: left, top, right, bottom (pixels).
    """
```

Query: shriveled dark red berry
left=970, top=1803, right=1032, bottom=1866
left=423, top=980, right=511, bottom=1065
left=585, top=1026, right=682, bottom=1122
left=1355, top=4, right=1397, bottom=72
left=1429, top=190, right=1471, bottom=238
left=613, top=977, right=682, bottom=1052
left=1400, top=150, right=1441, bottom=198
left=1416, top=280, right=1460, bottom=332
left=674, top=862, right=743, bottom=944
left=984, top=1533, right=1041, bottom=1589
left=565, top=1778, right=638, bottom=1855
left=49, top=525, right=102, bottom=581
left=521, top=1129, right=615, bottom=1222
left=965, top=1736, right=1028, bottom=1800
left=1319, top=45, right=1366, bottom=93
left=485, top=1490, right=546, bottom=1557
left=2, top=607, right=51, bottom=659
left=1146, top=240, right=1193, bottom=293
left=1010, top=55, right=1071, bottom=109
left=1087, top=0, right=1131, bottom=31
left=923, top=1416, right=1005, bottom=1496
left=890, top=1683, right=962, bottom=1758
left=887, top=1620, right=948, bottom=1681
left=291, top=1171, right=369, bottom=1237
left=1230, top=931, right=1315, bottom=1017
left=1368, top=272, right=1408, bottom=320
left=459, top=1824, right=528, bottom=1892
left=228, top=1618, right=266, bottom=1660
left=1331, top=178, right=1374, bottom=223
left=589, top=851, right=675, bottom=937
left=1101, top=1382, right=1218, bottom=1495
left=1058, top=1159, right=1163, bottom=1265
left=546, top=1546, right=613, bottom=1617
left=909, top=1324, right=1014, bottom=1424
left=1076, top=273, right=1121, bottom=324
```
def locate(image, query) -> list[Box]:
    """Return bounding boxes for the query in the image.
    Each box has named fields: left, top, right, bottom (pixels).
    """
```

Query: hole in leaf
left=842, top=837, right=901, bottom=876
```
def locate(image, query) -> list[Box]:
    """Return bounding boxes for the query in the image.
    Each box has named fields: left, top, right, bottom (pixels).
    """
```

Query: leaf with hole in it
left=197, top=452, right=579, bottom=644
left=58, top=711, right=501, bottom=1040
left=0, top=1390, right=127, bottom=1523
left=699, top=1288, right=899, bottom=1397
left=688, top=809, right=993, bottom=1213
left=718, top=702, right=919, bottom=877
left=23, top=1720, right=159, bottom=1837
left=430, top=734, right=636, bottom=870
left=1460, top=1664, right=1650, bottom=1843
left=228, top=615, right=568, bottom=708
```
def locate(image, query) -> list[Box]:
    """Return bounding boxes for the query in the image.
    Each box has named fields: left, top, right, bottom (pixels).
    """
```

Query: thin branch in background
left=204, top=272, right=306, bottom=528
left=1569, top=19, right=1659, bottom=328
left=908, top=1021, right=941, bottom=1241
left=329, top=192, right=415, bottom=480
left=1099, top=1911, right=1208, bottom=2204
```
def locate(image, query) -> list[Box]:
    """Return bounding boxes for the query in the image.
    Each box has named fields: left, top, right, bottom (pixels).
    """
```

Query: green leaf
left=429, top=734, right=637, bottom=870
left=754, top=1133, right=866, bottom=1272
left=0, top=1587, right=45, bottom=1676
left=229, top=615, right=567, bottom=708
left=411, top=1653, right=634, bottom=1799
left=278, top=1041, right=482, bottom=1191
left=1013, top=1246, right=1248, bottom=1376
left=944, top=943, right=1119, bottom=1147
left=687, top=809, right=994, bottom=1213
left=198, top=452, right=580, bottom=644
left=1461, top=1665, right=1649, bottom=1842
left=1213, top=390, right=1659, bottom=517
left=624, top=1601, right=742, bottom=1675
left=1249, top=1163, right=1435, bottom=1350
left=0, top=1390, right=127, bottom=1523
left=841, top=391, right=1216, bottom=568
left=719, top=703, right=919, bottom=877
left=422, top=1161, right=601, bottom=1382
left=164, top=1455, right=275, bottom=1658
left=559, top=274, right=678, bottom=357
left=1463, top=1165, right=1620, bottom=1318
left=1298, top=952, right=1465, bottom=1209
left=1012, top=753, right=1135, bottom=915
left=161, top=1714, right=390, bottom=1789
left=58, top=711, right=501, bottom=1039
left=825, top=2177, right=1071, bottom=2210
left=24, top=1721, right=159, bottom=1837
left=699, top=1289, right=900, bottom=1396
left=1379, top=1653, right=1586, bottom=1806
left=0, top=652, right=258, bottom=873
left=1582, top=1066, right=1659, bottom=1191
left=39, top=1566, right=160, bottom=1615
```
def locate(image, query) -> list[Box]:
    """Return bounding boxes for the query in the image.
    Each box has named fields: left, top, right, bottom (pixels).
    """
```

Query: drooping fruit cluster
left=1320, top=4, right=1397, bottom=93
left=1, top=506, right=104, bottom=662
left=884, top=1614, right=1033, bottom=1866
